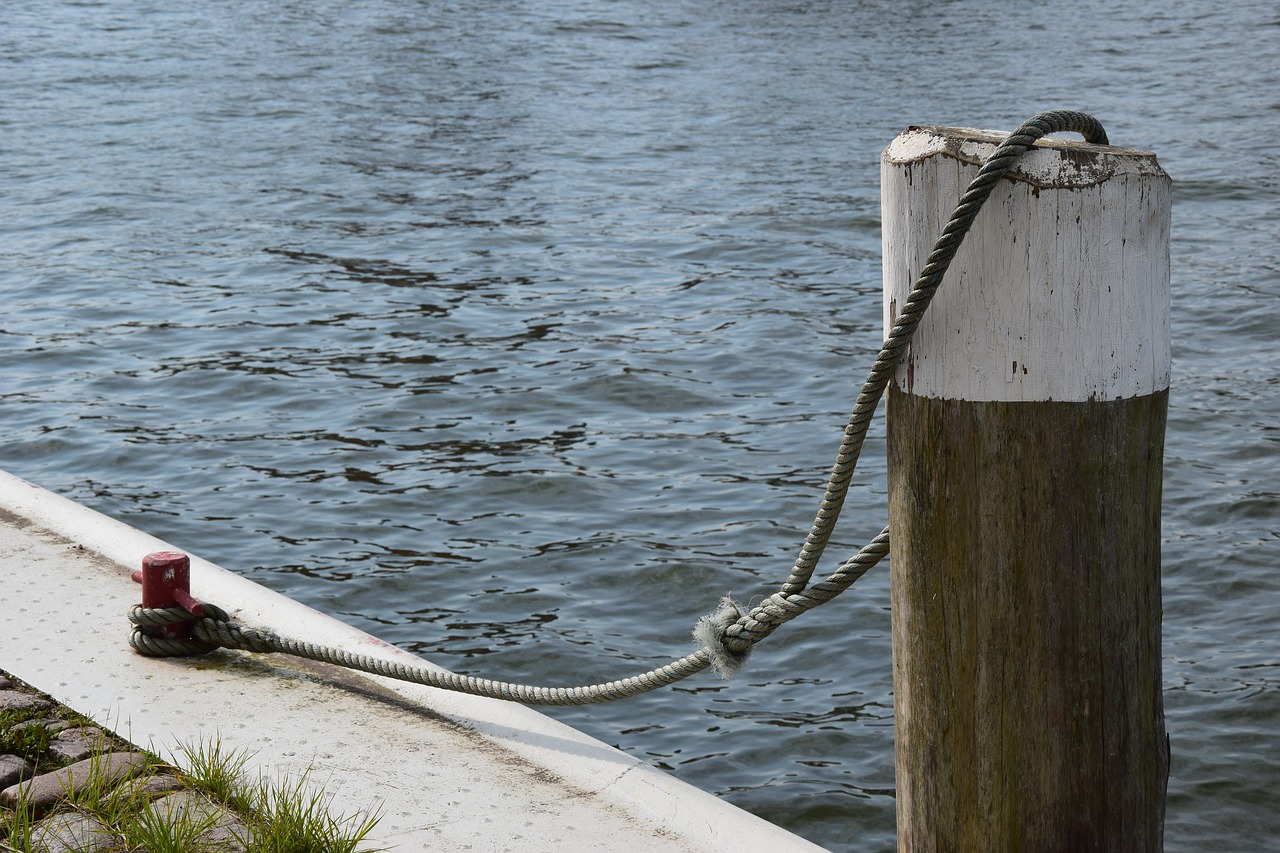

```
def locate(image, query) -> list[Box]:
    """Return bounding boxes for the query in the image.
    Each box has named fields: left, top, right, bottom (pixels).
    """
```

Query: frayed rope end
left=693, top=596, right=751, bottom=679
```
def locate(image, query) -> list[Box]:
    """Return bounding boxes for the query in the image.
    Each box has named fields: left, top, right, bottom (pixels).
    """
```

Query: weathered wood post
left=882, top=125, right=1170, bottom=851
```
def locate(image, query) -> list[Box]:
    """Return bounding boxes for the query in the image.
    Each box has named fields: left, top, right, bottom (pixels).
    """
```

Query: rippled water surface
left=3, top=1, right=1278, bottom=849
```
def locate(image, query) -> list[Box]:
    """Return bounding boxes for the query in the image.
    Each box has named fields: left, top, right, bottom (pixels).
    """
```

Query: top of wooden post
left=881, top=125, right=1171, bottom=403
left=884, top=125, right=1167, bottom=188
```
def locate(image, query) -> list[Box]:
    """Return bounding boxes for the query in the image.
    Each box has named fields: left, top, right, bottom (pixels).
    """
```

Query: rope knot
left=692, top=596, right=753, bottom=679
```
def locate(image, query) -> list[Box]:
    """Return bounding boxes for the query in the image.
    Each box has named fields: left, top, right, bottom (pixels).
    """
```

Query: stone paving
left=0, top=672, right=254, bottom=852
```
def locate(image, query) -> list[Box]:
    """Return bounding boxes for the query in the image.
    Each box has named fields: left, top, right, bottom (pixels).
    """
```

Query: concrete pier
left=0, top=468, right=825, bottom=851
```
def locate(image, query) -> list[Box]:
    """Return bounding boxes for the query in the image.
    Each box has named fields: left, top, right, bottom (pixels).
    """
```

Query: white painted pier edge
left=0, top=468, right=826, bottom=852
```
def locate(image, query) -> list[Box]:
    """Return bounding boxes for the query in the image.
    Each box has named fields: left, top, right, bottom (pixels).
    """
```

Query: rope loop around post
left=775, top=110, right=1110, bottom=601
left=125, top=110, right=1108, bottom=705
left=129, top=604, right=226, bottom=657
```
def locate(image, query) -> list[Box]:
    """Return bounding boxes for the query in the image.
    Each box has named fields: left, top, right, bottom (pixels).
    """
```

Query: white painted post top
left=881, top=125, right=1171, bottom=402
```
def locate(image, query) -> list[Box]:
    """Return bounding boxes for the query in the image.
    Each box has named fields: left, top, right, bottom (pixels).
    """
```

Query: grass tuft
left=0, top=711, right=51, bottom=760
left=176, top=737, right=256, bottom=812
left=1, top=727, right=382, bottom=852
left=122, top=791, right=226, bottom=853
left=0, top=779, right=39, bottom=852
left=241, top=767, right=383, bottom=853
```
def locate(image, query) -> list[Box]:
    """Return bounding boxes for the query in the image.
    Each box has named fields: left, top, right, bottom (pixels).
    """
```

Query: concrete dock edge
left=0, top=468, right=827, bottom=851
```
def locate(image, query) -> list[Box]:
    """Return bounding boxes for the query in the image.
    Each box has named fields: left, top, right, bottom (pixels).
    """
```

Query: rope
left=129, top=110, right=1108, bottom=705
left=776, top=109, right=1106, bottom=597
left=129, top=529, right=891, bottom=705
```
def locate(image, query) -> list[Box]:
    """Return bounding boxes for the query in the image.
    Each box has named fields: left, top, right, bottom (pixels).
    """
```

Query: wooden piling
left=881, top=126, right=1171, bottom=851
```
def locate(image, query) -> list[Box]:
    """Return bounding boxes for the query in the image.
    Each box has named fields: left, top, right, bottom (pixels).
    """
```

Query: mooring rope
left=129, top=110, right=1109, bottom=705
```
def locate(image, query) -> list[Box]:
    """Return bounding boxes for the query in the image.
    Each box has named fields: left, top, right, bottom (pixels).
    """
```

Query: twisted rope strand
left=131, top=610, right=713, bottom=706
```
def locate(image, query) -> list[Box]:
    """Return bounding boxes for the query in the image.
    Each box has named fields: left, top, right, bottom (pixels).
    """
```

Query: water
left=3, top=1, right=1277, bottom=849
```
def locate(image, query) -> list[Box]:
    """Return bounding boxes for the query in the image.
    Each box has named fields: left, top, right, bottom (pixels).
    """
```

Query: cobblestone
left=27, top=810, right=119, bottom=853
left=0, top=671, right=256, bottom=852
left=0, top=754, right=33, bottom=790
left=46, top=727, right=111, bottom=764
left=144, top=789, right=256, bottom=852
left=1, top=751, right=149, bottom=817
left=0, top=692, right=52, bottom=714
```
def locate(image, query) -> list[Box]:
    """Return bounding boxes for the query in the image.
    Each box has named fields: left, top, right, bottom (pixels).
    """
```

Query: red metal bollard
left=131, top=551, right=204, bottom=639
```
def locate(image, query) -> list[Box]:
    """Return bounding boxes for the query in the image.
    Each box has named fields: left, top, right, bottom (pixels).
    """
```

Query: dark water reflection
left=4, top=1, right=1279, bottom=850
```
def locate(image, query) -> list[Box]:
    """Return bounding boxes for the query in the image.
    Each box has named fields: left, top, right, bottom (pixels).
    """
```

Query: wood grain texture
left=887, top=388, right=1169, bottom=852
